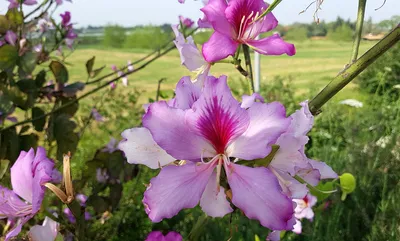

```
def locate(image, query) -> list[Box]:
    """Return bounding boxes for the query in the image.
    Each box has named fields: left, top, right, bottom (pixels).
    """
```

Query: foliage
left=284, top=27, right=309, bottom=42
left=327, top=24, right=354, bottom=42
left=124, top=26, right=172, bottom=50
left=103, top=25, right=127, bottom=48
left=357, top=43, right=400, bottom=99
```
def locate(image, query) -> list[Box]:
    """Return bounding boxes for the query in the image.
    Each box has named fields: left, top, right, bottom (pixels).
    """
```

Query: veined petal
left=165, top=231, right=183, bottom=241
left=295, top=164, right=321, bottom=186
left=270, top=168, right=308, bottom=199
left=308, top=159, right=338, bottom=179
left=287, top=101, right=314, bottom=137
left=202, top=31, right=238, bottom=63
left=143, top=101, right=214, bottom=160
left=246, top=34, right=295, bottom=56
left=227, top=163, right=294, bottom=230
left=143, top=162, right=215, bottom=222
left=0, top=186, right=32, bottom=218
left=228, top=102, right=290, bottom=160
left=28, top=216, right=59, bottom=241
left=174, top=76, right=201, bottom=110
left=271, top=134, right=309, bottom=175
left=186, top=76, right=249, bottom=154
left=119, top=127, right=175, bottom=169
left=201, top=0, right=233, bottom=36
left=5, top=216, right=31, bottom=241
left=11, top=148, right=35, bottom=203
left=240, top=93, right=265, bottom=109
left=267, top=231, right=281, bottom=241
left=200, top=171, right=233, bottom=217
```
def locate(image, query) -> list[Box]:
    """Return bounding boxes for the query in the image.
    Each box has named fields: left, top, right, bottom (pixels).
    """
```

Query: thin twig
left=155, top=78, right=166, bottom=101
left=242, top=44, right=255, bottom=94
left=309, top=26, right=400, bottom=115
left=350, top=0, right=367, bottom=62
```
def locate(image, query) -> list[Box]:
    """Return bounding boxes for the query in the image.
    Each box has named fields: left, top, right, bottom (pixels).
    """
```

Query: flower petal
left=143, top=162, right=215, bottom=222
left=201, top=0, right=232, bottom=36
left=200, top=171, right=233, bottom=217
left=202, top=31, right=238, bottom=63
left=227, top=163, right=294, bottom=230
left=5, top=216, right=31, bottom=241
left=119, top=127, right=175, bottom=169
left=165, top=231, right=183, bottom=241
left=11, top=148, right=34, bottom=203
left=267, top=231, right=281, bottom=241
left=228, top=102, right=290, bottom=160
left=28, top=216, right=59, bottom=241
left=292, top=219, right=302, bottom=234
left=143, top=101, right=214, bottom=160
left=271, top=134, right=309, bottom=175
left=0, top=186, right=31, bottom=218
left=295, top=164, right=321, bottom=186
left=270, top=168, right=308, bottom=199
left=246, top=34, right=295, bottom=56
left=287, top=101, right=314, bottom=137
left=186, top=75, right=249, bottom=154
left=308, top=159, right=338, bottom=179
left=174, top=76, right=201, bottom=110
left=240, top=93, right=265, bottom=109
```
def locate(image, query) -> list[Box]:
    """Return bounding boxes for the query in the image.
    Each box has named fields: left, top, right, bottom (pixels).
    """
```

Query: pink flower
left=5, top=30, right=17, bottom=46
left=91, top=108, right=105, bottom=122
left=172, top=25, right=210, bottom=86
left=294, top=193, right=317, bottom=221
left=145, top=231, right=182, bottom=241
left=60, top=11, right=71, bottom=27
left=7, top=0, right=37, bottom=9
left=0, top=148, right=55, bottom=241
left=121, top=75, right=295, bottom=230
left=102, top=137, right=118, bottom=153
left=55, top=0, right=72, bottom=5
left=179, top=15, right=194, bottom=28
left=201, top=0, right=295, bottom=62
left=178, top=0, right=184, bottom=3
left=28, top=216, right=59, bottom=241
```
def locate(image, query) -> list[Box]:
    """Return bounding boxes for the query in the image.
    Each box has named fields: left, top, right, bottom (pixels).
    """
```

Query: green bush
left=285, top=27, right=308, bottom=42
left=357, top=43, right=400, bottom=100
left=193, top=30, right=212, bottom=44
left=124, top=27, right=171, bottom=50
left=327, top=25, right=353, bottom=41
left=103, top=25, right=126, bottom=48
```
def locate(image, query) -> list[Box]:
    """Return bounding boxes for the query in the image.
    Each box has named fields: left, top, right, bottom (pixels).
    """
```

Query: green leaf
left=340, top=173, right=356, bottom=200
left=255, top=234, right=261, bottom=241
left=0, top=93, right=14, bottom=115
left=0, top=84, right=28, bottom=110
left=57, top=96, right=79, bottom=117
left=85, top=56, right=95, bottom=76
left=109, top=183, right=123, bottom=210
left=49, top=61, right=69, bottom=84
left=0, top=45, right=18, bottom=71
left=19, top=125, right=30, bottom=134
left=87, top=195, right=109, bottom=213
left=54, top=114, right=78, bottom=161
left=19, top=133, right=38, bottom=151
left=310, top=181, right=335, bottom=201
left=35, top=70, right=46, bottom=87
left=16, top=79, right=38, bottom=109
left=91, top=66, right=106, bottom=78
left=32, top=107, right=46, bottom=131
left=0, top=15, right=11, bottom=34
left=18, top=52, right=37, bottom=74
left=0, top=128, right=19, bottom=162
left=0, top=159, right=9, bottom=179
left=6, top=9, right=23, bottom=25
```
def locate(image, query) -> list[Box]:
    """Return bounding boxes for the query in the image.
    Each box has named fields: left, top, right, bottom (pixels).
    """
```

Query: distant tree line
left=76, top=15, right=399, bottom=49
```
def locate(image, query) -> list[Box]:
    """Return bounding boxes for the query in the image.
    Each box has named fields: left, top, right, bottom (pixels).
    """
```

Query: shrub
left=103, top=25, right=126, bottom=48
left=285, top=27, right=308, bottom=42
left=327, top=24, right=353, bottom=41
left=124, top=26, right=171, bottom=50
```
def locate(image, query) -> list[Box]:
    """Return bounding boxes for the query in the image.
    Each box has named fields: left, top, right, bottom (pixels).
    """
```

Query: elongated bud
left=63, top=153, right=74, bottom=200
left=45, top=183, right=68, bottom=203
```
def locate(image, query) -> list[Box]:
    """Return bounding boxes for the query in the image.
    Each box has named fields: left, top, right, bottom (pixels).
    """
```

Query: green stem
left=155, top=78, right=166, bottom=101
left=67, top=200, right=86, bottom=241
left=242, top=44, right=255, bottom=94
left=308, top=25, right=400, bottom=115
left=350, top=0, right=367, bottom=62
left=253, top=0, right=282, bottom=22
left=188, top=214, right=209, bottom=241
left=294, top=175, right=337, bottom=195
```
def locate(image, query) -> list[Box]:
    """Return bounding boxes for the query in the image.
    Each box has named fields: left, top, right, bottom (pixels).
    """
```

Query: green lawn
left=68, top=40, right=375, bottom=104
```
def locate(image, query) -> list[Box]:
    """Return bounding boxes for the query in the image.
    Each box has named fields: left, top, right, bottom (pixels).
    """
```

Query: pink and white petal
left=202, top=32, right=238, bottom=63
left=11, top=148, right=34, bottom=203
left=269, top=168, right=308, bottom=199
left=165, top=231, right=183, bottom=241
left=29, top=216, right=59, bottom=241
left=228, top=102, right=290, bottom=160
left=240, top=93, right=265, bottom=109
left=197, top=15, right=212, bottom=28
left=267, top=231, right=281, bottom=241
left=143, top=101, right=214, bottom=160
left=295, top=164, right=321, bottom=186
left=292, top=219, right=302, bottom=234
left=174, top=76, right=201, bottom=110
left=186, top=75, right=249, bottom=154
left=200, top=171, right=233, bottom=217
left=227, top=163, right=294, bottom=230
left=0, top=186, right=31, bottom=218
left=143, top=162, right=216, bottom=222
left=271, top=134, right=309, bottom=175
left=287, top=101, right=314, bottom=137
left=119, top=127, right=175, bottom=169
left=246, top=34, right=295, bottom=56
left=200, top=0, right=233, bottom=36
left=308, top=159, right=338, bottom=179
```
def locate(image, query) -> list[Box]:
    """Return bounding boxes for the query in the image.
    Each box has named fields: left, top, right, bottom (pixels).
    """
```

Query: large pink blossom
left=201, top=0, right=295, bottom=62
left=131, top=75, right=294, bottom=230
left=0, top=147, right=55, bottom=241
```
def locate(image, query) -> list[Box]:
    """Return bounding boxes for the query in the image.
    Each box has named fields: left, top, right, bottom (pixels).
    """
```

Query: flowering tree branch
left=309, top=25, right=400, bottom=115
left=350, top=0, right=367, bottom=62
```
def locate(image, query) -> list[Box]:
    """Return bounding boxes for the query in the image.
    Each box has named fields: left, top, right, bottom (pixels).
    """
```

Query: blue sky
left=0, top=0, right=399, bottom=27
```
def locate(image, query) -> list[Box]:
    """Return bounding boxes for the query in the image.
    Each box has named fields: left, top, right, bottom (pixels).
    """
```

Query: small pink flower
left=145, top=231, right=182, bottom=241
left=5, top=30, right=17, bottom=46
left=179, top=16, right=194, bottom=28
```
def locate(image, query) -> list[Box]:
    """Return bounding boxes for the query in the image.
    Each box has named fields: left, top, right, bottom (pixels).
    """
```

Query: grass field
left=68, top=40, right=375, bottom=104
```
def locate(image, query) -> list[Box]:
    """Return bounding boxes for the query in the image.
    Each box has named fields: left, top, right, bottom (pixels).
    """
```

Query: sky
left=0, top=0, right=399, bottom=27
